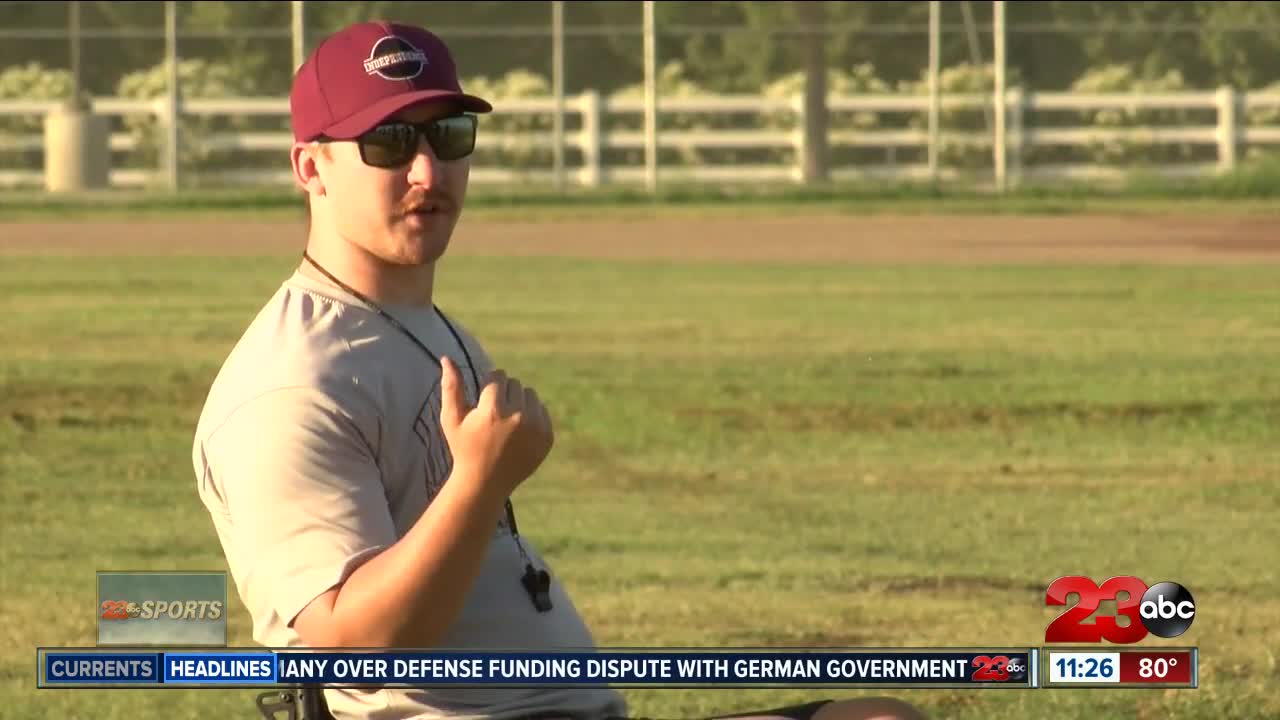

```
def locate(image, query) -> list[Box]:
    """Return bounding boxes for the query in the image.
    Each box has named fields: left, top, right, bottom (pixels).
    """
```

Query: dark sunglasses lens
left=360, top=123, right=418, bottom=167
left=428, top=116, right=476, bottom=161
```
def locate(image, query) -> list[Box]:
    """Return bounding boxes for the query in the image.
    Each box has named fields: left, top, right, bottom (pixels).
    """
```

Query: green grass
left=2, top=249, right=1278, bottom=719
left=6, top=155, right=1280, bottom=221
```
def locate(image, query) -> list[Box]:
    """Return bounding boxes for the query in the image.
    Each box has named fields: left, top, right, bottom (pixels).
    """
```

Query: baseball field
left=2, top=197, right=1278, bottom=719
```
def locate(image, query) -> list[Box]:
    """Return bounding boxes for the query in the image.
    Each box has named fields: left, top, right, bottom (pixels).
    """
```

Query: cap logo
left=362, top=36, right=428, bottom=80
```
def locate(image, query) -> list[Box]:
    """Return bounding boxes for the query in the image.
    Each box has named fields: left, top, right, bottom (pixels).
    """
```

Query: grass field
left=6, top=160, right=1280, bottom=222
left=2, top=206, right=1278, bottom=719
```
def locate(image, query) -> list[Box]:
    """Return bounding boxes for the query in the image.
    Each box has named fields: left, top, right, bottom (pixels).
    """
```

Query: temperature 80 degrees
left=1118, top=652, right=1193, bottom=684
left=1140, top=657, right=1176, bottom=678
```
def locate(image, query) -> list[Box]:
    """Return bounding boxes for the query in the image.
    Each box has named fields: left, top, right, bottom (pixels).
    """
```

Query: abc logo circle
left=1139, top=582, right=1195, bottom=638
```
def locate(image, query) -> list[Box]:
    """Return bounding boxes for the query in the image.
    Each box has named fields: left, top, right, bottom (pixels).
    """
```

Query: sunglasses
left=322, top=114, right=478, bottom=168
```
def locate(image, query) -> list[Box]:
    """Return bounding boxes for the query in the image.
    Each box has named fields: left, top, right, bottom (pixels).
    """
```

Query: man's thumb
left=439, top=356, right=468, bottom=429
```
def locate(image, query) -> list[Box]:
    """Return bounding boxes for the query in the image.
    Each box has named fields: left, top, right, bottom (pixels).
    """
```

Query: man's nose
left=406, top=138, right=442, bottom=186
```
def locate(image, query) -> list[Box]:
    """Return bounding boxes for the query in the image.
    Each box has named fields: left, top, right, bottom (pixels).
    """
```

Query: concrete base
left=44, top=106, right=110, bottom=192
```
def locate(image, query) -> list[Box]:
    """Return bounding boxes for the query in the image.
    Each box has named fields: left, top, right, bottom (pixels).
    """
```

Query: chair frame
left=255, top=685, right=333, bottom=720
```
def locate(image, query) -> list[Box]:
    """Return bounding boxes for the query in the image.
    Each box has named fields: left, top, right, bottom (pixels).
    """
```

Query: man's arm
left=291, top=462, right=507, bottom=648
left=211, top=356, right=552, bottom=650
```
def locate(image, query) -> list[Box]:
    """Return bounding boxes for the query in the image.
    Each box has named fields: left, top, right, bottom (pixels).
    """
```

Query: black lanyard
left=301, top=251, right=553, bottom=613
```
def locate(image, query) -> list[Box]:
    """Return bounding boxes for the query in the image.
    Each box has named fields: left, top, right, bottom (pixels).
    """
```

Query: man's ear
left=290, top=142, right=326, bottom=197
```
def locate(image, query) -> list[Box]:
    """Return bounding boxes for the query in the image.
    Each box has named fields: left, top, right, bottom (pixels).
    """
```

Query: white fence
left=2, top=88, right=1280, bottom=190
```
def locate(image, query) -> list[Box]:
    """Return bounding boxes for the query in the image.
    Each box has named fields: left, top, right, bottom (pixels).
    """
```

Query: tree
left=1194, top=1, right=1280, bottom=89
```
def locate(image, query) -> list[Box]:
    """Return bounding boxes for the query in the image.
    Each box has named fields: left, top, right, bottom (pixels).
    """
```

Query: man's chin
left=388, top=236, right=450, bottom=267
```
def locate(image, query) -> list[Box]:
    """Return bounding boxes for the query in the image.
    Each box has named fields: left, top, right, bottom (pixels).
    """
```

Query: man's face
left=307, top=101, right=472, bottom=267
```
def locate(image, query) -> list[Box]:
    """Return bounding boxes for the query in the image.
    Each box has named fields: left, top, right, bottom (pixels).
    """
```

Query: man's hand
left=438, top=355, right=554, bottom=498
left=289, top=359, right=554, bottom=650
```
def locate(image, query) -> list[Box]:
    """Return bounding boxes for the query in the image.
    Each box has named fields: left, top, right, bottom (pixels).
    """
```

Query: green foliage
left=114, top=58, right=261, bottom=180
left=899, top=63, right=1025, bottom=170
left=609, top=61, right=720, bottom=167
left=764, top=63, right=890, bottom=131
left=1198, top=153, right=1280, bottom=197
left=602, top=61, right=892, bottom=168
left=0, top=62, right=75, bottom=171
left=1243, top=80, right=1280, bottom=164
left=179, top=1, right=293, bottom=94
left=308, top=0, right=398, bottom=36
left=3, top=1, right=1280, bottom=101
left=463, top=69, right=554, bottom=170
left=1067, top=64, right=1198, bottom=166
left=666, top=0, right=899, bottom=93
left=0, top=62, right=74, bottom=133
left=1193, top=1, right=1280, bottom=90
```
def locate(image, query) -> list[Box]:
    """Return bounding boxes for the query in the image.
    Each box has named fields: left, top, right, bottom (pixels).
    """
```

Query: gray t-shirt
left=192, top=270, right=626, bottom=720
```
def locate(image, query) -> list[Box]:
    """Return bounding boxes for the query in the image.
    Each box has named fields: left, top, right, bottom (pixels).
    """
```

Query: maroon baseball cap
left=290, top=21, right=492, bottom=142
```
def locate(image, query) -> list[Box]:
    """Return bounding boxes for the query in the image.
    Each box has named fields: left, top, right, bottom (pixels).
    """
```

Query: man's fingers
left=505, top=378, right=525, bottom=414
left=480, top=369, right=508, bottom=412
left=438, top=356, right=468, bottom=430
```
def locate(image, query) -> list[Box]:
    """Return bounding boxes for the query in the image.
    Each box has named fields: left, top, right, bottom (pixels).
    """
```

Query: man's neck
left=300, top=235, right=436, bottom=308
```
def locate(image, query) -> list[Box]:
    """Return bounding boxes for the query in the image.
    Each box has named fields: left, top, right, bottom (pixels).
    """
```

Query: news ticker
left=36, top=647, right=1197, bottom=690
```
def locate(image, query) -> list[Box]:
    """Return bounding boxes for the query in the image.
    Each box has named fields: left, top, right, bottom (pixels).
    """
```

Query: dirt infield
left=2, top=213, right=1278, bottom=263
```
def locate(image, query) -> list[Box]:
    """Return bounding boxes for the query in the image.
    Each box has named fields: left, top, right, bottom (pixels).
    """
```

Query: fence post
left=1216, top=86, right=1238, bottom=174
left=1008, top=86, right=1025, bottom=187
left=791, top=93, right=806, bottom=183
left=291, top=1, right=306, bottom=71
left=578, top=90, right=602, bottom=187
left=992, top=0, right=1007, bottom=193
left=550, top=0, right=565, bottom=192
left=641, top=0, right=658, bottom=193
left=164, top=0, right=180, bottom=191
left=927, top=0, right=940, bottom=181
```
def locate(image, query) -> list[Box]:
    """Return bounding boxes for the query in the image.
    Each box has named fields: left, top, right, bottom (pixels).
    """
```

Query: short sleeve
left=203, top=386, right=397, bottom=629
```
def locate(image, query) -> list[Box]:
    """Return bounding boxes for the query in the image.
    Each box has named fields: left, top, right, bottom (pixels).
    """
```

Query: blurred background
left=2, top=0, right=1280, bottom=193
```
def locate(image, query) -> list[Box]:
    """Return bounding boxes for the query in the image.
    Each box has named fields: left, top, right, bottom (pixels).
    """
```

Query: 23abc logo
left=1045, top=576, right=1196, bottom=643
left=970, top=655, right=1028, bottom=682
left=100, top=600, right=142, bottom=620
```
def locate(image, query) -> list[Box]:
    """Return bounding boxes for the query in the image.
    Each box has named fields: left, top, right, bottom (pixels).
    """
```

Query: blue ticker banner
left=38, top=648, right=1037, bottom=689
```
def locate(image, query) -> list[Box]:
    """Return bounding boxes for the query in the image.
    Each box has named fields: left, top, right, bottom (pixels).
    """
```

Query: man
left=192, top=19, right=924, bottom=720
